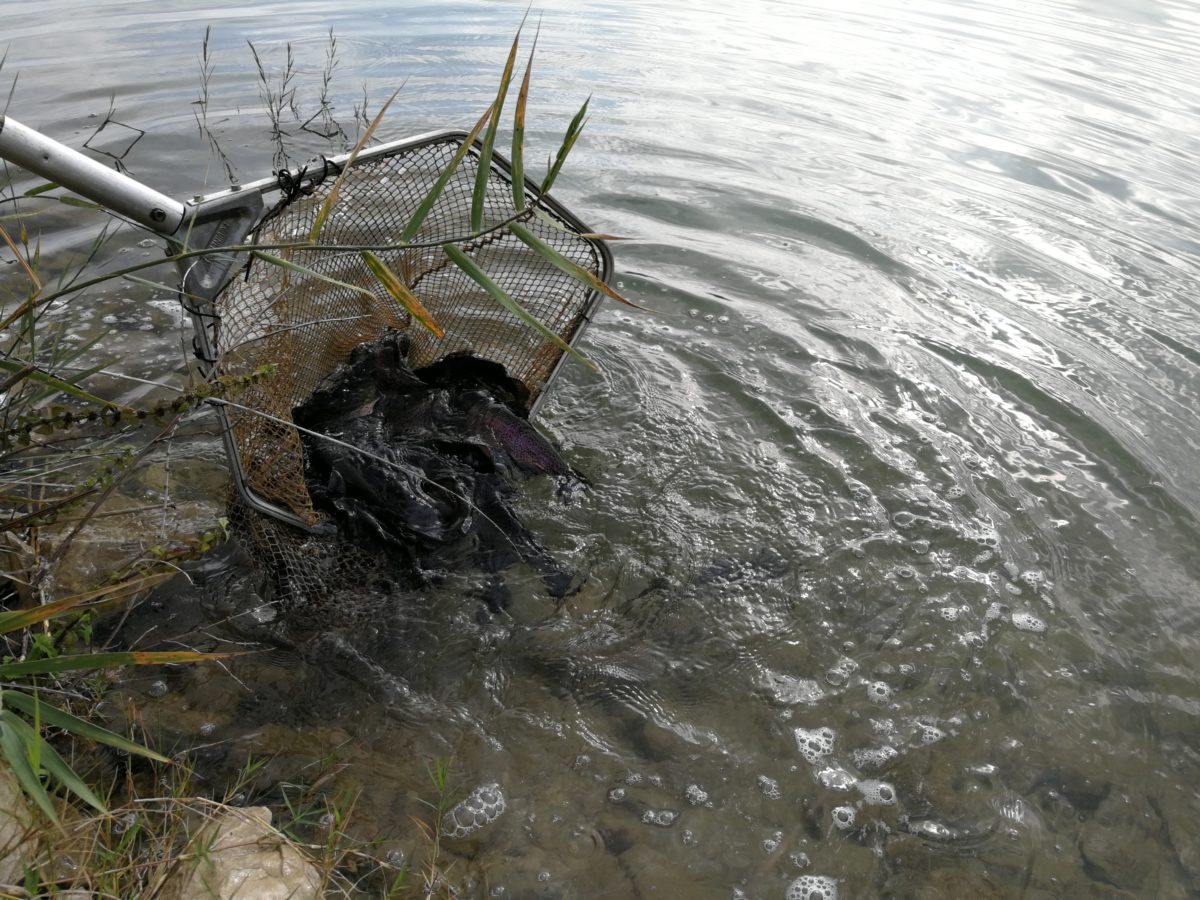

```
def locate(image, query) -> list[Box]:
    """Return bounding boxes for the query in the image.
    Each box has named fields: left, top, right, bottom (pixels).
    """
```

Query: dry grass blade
left=308, top=86, right=401, bottom=242
left=0, top=649, right=248, bottom=679
left=0, top=221, right=42, bottom=292
left=361, top=250, right=444, bottom=337
left=0, top=570, right=175, bottom=633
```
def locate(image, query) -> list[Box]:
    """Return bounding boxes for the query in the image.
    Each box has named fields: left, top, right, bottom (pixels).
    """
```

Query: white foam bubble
left=918, top=724, right=946, bottom=745
left=685, top=784, right=709, bottom=806
left=857, top=779, right=897, bottom=805
left=851, top=745, right=898, bottom=770
left=786, top=874, right=839, bottom=900
left=831, top=806, right=856, bottom=830
left=758, top=775, right=782, bottom=799
left=866, top=681, right=892, bottom=703
left=640, top=808, right=678, bottom=828
left=794, top=726, right=836, bottom=764
left=824, top=657, right=859, bottom=686
left=815, top=764, right=857, bottom=791
left=1012, top=611, right=1046, bottom=633
left=442, top=783, right=506, bottom=840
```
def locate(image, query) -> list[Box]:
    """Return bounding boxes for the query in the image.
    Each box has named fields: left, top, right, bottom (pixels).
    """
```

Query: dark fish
left=295, top=331, right=423, bottom=431
left=294, top=331, right=582, bottom=604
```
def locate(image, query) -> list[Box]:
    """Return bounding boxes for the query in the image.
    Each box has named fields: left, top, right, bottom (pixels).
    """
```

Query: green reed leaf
left=5, top=709, right=106, bottom=813
left=511, top=21, right=540, bottom=212
left=251, top=250, right=377, bottom=299
left=540, top=95, right=589, bottom=196
left=507, top=220, right=641, bottom=309
left=530, top=208, right=626, bottom=241
left=0, top=357, right=129, bottom=412
left=0, top=710, right=57, bottom=823
left=472, top=22, right=525, bottom=232
left=401, top=103, right=493, bottom=243
left=0, top=572, right=175, bottom=634
left=3, top=691, right=169, bottom=762
left=441, top=243, right=593, bottom=370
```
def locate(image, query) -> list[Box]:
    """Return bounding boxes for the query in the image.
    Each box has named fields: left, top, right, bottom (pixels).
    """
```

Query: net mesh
left=208, top=134, right=606, bottom=612
left=214, top=135, right=603, bottom=523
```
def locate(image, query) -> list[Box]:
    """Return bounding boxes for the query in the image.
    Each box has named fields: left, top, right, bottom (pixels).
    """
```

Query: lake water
left=5, top=0, right=1200, bottom=897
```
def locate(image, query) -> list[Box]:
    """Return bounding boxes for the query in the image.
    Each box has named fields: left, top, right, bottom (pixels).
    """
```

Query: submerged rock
left=1077, top=790, right=1174, bottom=895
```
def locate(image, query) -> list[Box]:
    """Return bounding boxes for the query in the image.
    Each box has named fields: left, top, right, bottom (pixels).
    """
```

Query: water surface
left=4, top=1, right=1200, bottom=897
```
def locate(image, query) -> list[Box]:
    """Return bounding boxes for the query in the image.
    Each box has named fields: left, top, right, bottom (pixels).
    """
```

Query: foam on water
left=815, top=763, right=857, bottom=791
left=758, top=775, right=783, bottom=799
left=786, top=875, right=839, bottom=900
left=831, top=805, right=856, bottom=830
left=1012, top=611, right=1047, bottom=633
left=866, top=681, right=892, bottom=703
left=442, top=783, right=507, bottom=840
left=641, top=808, right=678, bottom=827
left=794, top=726, right=836, bottom=764
left=851, top=745, right=898, bottom=769
left=917, top=723, right=946, bottom=744
left=824, top=658, right=859, bottom=687
left=857, top=779, right=897, bottom=805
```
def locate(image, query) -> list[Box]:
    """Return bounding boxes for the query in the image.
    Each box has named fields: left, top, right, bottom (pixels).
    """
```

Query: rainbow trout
left=458, top=390, right=587, bottom=484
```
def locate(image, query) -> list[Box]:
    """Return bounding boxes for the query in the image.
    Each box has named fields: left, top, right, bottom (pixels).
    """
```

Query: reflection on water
left=5, top=0, right=1200, bottom=896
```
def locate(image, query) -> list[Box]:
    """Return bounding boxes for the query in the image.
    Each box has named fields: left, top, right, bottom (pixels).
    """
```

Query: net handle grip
left=0, top=115, right=185, bottom=234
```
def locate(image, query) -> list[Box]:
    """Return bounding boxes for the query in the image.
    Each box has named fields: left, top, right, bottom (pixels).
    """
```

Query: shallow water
left=5, top=0, right=1200, bottom=897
